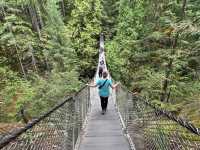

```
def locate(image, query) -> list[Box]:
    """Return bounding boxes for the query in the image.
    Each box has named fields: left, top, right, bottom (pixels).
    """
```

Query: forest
left=0, top=0, right=200, bottom=128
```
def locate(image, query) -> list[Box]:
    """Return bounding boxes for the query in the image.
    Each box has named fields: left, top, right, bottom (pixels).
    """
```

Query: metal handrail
left=0, top=84, right=89, bottom=149
left=119, top=84, right=200, bottom=136
left=116, top=84, right=200, bottom=149
left=0, top=97, right=73, bottom=148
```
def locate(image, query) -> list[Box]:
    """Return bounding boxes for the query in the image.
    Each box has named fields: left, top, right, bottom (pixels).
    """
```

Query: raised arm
left=86, top=83, right=98, bottom=88
left=110, top=82, right=120, bottom=89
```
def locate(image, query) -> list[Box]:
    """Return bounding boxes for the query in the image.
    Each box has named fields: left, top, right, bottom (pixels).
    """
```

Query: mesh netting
left=0, top=86, right=90, bottom=150
left=116, top=86, right=200, bottom=150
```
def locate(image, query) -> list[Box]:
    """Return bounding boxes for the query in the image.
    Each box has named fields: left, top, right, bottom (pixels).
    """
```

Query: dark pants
left=100, top=96, right=108, bottom=110
left=99, top=72, right=102, bottom=78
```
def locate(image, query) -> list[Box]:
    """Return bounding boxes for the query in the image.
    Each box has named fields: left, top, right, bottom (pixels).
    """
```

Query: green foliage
left=1, top=0, right=200, bottom=128
left=26, top=70, right=81, bottom=117
left=101, top=0, right=119, bottom=39
left=67, top=0, right=102, bottom=79
left=105, top=0, right=200, bottom=126
left=0, top=67, right=35, bottom=122
left=0, top=0, right=88, bottom=123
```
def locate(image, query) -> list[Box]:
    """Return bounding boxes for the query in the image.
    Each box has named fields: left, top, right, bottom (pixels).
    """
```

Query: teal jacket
left=96, top=79, right=112, bottom=97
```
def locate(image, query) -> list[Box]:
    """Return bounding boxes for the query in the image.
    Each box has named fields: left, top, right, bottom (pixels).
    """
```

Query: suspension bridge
left=0, top=35, right=200, bottom=150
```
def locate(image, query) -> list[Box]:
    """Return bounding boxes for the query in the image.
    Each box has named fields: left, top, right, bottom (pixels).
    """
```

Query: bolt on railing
left=0, top=86, right=90, bottom=150
left=116, top=85, right=200, bottom=150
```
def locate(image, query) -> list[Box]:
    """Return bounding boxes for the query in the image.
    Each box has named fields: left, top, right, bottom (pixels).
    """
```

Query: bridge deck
left=78, top=88, right=130, bottom=150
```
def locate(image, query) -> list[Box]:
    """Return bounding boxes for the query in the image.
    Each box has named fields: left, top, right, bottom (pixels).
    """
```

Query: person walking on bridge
left=87, top=71, right=119, bottom=115
left=98, top=66, right=103, bottom=78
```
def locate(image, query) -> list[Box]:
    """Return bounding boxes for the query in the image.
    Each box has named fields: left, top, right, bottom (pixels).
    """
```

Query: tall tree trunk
left=38, top=11, right=44, bottom=28
left=29, top=45, right=38, bottom=72
left=20, top=108, right=29, bottom=124
left=8, top=25, right=27, bottom=79
left=0, top=5, right=5, bottom=21
left=160, top=34, right=179, bottom=102
left=15, top=44, right=27, bottom=79
left=160, top=59, right=172, bottom=102
left=182, top=0, right=187, bottom=19
left=28, top=6, right=42, bottom=39
left=45, top=56, right=50, bottom=72
left=35, top=4, right=44, bottom=29
left=60, top=0, right=66, bottom=17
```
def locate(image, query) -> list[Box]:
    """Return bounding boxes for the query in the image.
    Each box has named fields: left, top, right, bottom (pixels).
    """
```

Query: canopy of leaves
left=0, top=0, right=101, bottom=123
left=106, top=0, right=200, bottom=126
left=1, top=0, right=200, bottom=128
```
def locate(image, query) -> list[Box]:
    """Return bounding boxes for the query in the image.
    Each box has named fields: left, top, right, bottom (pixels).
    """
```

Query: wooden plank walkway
left=78, top=88, right=130, bottom=150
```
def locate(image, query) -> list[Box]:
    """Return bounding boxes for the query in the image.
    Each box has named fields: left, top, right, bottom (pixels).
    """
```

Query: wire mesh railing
left=116, top=85, right=200, bottom=150
left=0, top=86, right=90, bottom=150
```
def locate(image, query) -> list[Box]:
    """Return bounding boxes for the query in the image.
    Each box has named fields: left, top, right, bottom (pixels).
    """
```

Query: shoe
left=101, top=110, right=105, bottom=115
left=102, top=109, right=107, bottom=115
